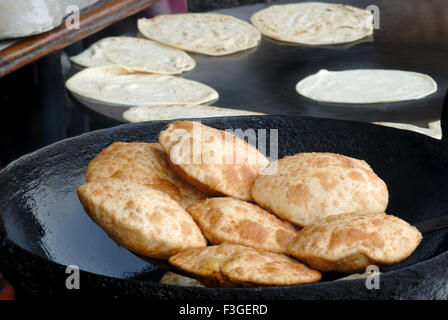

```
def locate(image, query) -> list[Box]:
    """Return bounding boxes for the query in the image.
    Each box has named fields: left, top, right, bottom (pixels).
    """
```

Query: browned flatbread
left=158, top=121, right=269, bottom=201
left=187, top=197, right=299, bottom=253
left=288, top=212, right=422, bottom=272
left=77, top=178, right=207, bottom=259
left=168, top=243, right=321, bottom=287
left=251, top=153, right=389, bottom=226
left=86, top=142, right=205, bottom=208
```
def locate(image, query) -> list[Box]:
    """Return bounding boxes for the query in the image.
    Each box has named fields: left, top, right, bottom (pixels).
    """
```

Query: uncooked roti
left=250, top=2, right=374, bottom=45
left=138, top=13, right=261, bottom=56
left=296, top=69, right=437, bottom=104
left=70, top=36, right=195, bottom=75
left=123, top=104, right=264, bottom=122
left=65, top=65, right=219, bottom=106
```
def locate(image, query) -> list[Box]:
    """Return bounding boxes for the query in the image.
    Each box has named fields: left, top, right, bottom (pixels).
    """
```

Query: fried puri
left=159, top=272, right=205, bottom=287
left=251, top=153, right=389, bottom=226
left=169, top=243, right=321, bottom=287
left=158, top=121, right=270, bottom=201
left=288, top=212, right=422, bottom=272
left=187, top=197, right=299, bottom=254
left=86, top=142, right=205, bottom=208
left=77, top=178, right=207, bottom=259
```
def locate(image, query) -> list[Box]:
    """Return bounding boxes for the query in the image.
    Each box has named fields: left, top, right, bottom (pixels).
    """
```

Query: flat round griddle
left=65, top=0, right=448, bottom=127
left=1, top=110, right=448, bottom=299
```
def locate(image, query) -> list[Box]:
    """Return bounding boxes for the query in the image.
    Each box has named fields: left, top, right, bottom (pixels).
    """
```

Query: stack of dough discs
left=85, top=142, right=205, bottom=208
left=287, top=212, right=422, bottom=272
left=296, top=69, right=438, bottom=104
left=169, top=243, right=322, bottom=287
left=65, top=65, right=219, bottom=106
left=187, top=197, right=299, bottom=254
left=250, top=2, right=373, bottom=45
left=251, top=153, right=389, bottom=226
left=123, top=104, right=265, bottom=122
left=70, top=36, right=195, bottom=75
left=138, top=13, right=261, bottom=56
left=77, top=178, right=207, bottom=259
left=158, top=121, right=270, bottom=201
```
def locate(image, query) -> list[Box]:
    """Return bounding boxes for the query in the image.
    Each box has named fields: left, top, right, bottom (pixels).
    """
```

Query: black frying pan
left=1, top=95, right=448, bottom=299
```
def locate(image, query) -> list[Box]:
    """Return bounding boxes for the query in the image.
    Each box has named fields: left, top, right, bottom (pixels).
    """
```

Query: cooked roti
left=70, top=36, right=195, bottom=75
left=77, top=178, right=207, bottom=259
left=169, top=243, right=321, bottom=287
left=158, top=121, right=270, bottom=201
left=288, top=212, right=422, bottom=272
left=296, top=69, right=437, bottom=104
left=187, top=197, right=299, bottom=253
left=123, top=104, right=264, bottom=122
left=250, top=2, right=373, bottom=45
left=251, top=153, right=388, bottom=226
left=159, top=272, right=205, bottom=287
left=86, top=142, right=205, bottom=208
left=65, top=65, right=218, bottom=106
left=138, top=13, right=261, bottom=56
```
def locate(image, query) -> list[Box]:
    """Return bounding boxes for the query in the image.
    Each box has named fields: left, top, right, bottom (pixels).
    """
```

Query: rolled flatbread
left=65, top=65, right=219, bottom=106
left=250, top=2, right=373, bottom=45
left=296, top=69, right=437, bottom=104
left=70, top=36, right=195, bottom=75
left=138, top=13, right=261, bottom=56
left=123, top=104, right=264, bottom=122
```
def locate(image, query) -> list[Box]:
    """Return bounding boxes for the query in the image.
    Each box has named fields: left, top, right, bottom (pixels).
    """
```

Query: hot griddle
left=66, top=0, right=448, bottom=127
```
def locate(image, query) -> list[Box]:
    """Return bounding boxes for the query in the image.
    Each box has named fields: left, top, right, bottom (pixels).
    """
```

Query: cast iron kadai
left=1, top=90, right=448, bottom=299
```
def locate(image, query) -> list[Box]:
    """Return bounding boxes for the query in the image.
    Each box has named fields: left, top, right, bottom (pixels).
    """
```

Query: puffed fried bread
left=287, top=212, right=422, bottom=272
left=251, top=152, right=388, bottom=226
left=77, top=178, right=207, bottom=259
left=86, top=142, right=205, bottom=208
left=169, top=243, right=321, bottom=287
left=158, top=121, right=270, bottom=201
left=187, top=197, right=299, bottom=253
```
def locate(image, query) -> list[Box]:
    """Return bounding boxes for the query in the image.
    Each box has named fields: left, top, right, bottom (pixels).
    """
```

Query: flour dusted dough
left=296, top=69, right=437, bottom=104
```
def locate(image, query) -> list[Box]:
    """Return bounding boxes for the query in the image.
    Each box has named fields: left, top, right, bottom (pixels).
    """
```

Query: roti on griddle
left=296, top=69, right=437, bottom=104
left=123, top=104, right=264, bottom=122
left=65, top=65, right=218, bottom=106
left=138, top=13, right=261, bottom=56
left=70, top=36, right=195, bottom=75
left=250, top=2, right=373, bottom=45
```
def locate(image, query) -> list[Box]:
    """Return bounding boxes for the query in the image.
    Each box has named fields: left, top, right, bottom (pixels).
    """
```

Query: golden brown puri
left=187, top=197, right=299, bottom=254
left=159, top=272, right=205, bottom=287
left=77, top=178, right=207, bottom=259
left=158, top=121, right=270, bottom=201
left=85, top=142, right=205, bottom=208
left=251, top=152, right=389, bottom=226
left=168, top=243, right=322, bottom=288
left=288, top=212, right=422, bottom=273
